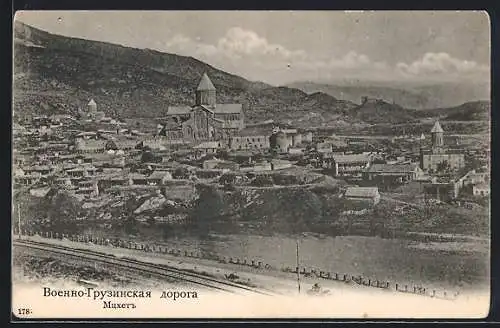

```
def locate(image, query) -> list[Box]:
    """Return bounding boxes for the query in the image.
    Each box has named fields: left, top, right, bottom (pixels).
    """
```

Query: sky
left=15, top=11, right=491, bottom=86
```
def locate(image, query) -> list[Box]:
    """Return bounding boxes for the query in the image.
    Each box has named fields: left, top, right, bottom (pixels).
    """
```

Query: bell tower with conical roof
left=430, top=121, right=444, bottom=149
left=88, top=99, right=97, bottom=113
left=195, top=73, right=216, bottom=107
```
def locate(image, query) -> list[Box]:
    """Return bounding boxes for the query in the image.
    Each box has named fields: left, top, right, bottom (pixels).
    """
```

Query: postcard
left=12, top=10, right=491, bottom=319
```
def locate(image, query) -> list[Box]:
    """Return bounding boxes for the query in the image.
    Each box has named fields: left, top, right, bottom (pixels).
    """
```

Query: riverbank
left=12, top=235, right=490, bottom=319
left=15, top=231, right=489, bottom=295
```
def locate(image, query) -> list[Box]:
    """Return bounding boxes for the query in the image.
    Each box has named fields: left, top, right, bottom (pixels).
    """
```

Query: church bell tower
left=431, top=121, right=444, bottom=148
left=195, top=73, right=216, bottom=107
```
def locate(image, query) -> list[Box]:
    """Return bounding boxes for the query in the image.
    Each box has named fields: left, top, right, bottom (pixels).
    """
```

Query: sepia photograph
left=11, top=10, right=491, bottom=319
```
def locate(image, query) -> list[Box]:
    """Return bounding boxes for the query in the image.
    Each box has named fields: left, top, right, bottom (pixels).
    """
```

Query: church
left=420, top=121, right=465, bottom=172
left=159, top=73, right=244, bottom=142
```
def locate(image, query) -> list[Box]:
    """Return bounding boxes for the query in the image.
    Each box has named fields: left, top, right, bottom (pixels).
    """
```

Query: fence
left=20, top=229, right=458, bottom=300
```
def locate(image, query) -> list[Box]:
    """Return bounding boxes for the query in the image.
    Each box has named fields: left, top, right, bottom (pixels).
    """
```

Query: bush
left=173, top=167, right=190, bottom=179
left=220, top=173, right=237, bottom=185
left=251, top=175, right=274, bottom=187
left=141, top=151, right=156, bottom=163
left=272, top=174, right=299, bottom=186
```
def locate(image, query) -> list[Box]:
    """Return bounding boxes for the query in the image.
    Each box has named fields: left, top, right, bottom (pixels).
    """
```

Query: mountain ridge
left=13, top=21, right=490, bottom=129
left=287, top=80, right=490, bottom=110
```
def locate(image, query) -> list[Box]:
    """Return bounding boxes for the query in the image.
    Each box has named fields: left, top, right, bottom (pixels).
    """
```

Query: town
left=13, top=73, right=490, bottom=237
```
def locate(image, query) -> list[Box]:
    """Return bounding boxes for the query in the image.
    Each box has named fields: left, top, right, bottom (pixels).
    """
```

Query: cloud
left=217, top=27, right=307, bottom=60
left=163, top=27, right=383, bottom=72
left=329, top=51, right=371, bottom=68
left=164, top=35, right=219, bottom=57
left=163, top=27, right=307, bottom=64
left=160, top=29, right=488, bottom=85
left=296, top=51, right=387, bottom=70
left=396, top=52, right=489, bottom=76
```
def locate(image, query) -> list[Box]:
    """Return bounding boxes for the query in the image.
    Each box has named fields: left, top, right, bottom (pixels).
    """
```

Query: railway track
left=13, top=239, right=274, bottom=296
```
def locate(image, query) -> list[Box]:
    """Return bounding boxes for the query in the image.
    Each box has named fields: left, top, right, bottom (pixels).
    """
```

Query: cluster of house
left=13, top=101, right=175, bottom=199
left=422, top=169, right=490, bottom=203
left=13, top=73, right=488, bottom=213
left=11, top=74, right=298, bottom=200
left=310, top=121, right=487, bottom=205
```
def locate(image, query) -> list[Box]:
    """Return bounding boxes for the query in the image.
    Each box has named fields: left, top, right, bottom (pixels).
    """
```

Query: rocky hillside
left=419, top=101, right=491, bottom=121
left=13, top=21, right=357, bottom=127
left=349, top=99, right=420, bottom=124
left=14, top=176, right=347, bottom=236
left=14, top=176, right=488, bottom=238
left=288, top=80, right=490, bottom=110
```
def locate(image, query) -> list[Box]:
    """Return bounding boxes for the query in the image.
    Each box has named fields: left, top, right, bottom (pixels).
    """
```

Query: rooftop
left=166, top=106, right=192, bottom=116
left=194, top=141, right=221, bottom=149
left=197, top=73, right=216, bottom=91
left=238, top=127, right=272, bottom=137
left=129, top=173, right=147, bottom=180
left=421, top=148, right=465, bottom=155
left=148, top=171, right=172, bottom=180
left=345, top=187, right=379, bottom=198
left=431, top=121, right=444, bottom=133
left=227, top=150, right=260, bottom=157
left=77, top=139, right=107, bottom=147
left=474, top=183, right=490, bottom=190
left=23, top=165, right=52, bottom=171
left=332, top=153, right=371, bottom=163
left=212, top=104, right=243, bottom=114
left=367, top=163, right=419, bottom=174
left=76, top=131, right=97, bottom=137
left=167, top=103, right=242, bottom=116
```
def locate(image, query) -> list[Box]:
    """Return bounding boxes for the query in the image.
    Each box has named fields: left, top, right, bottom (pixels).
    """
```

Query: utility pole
left=17, top=203, right=22, bottom=240
left=296, top=239, right=301, bottom=294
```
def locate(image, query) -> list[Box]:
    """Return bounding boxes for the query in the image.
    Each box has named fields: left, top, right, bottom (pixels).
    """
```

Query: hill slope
left=350, top=99, right=419, bottom=124
left=13, top=21, right=489, bottom=128
left=422, top=101, right=491, bottom=121
left=287, top=80, right=490, bottom=110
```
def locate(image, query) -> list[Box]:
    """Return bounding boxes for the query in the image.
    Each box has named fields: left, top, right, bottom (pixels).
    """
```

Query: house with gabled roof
left=146, top=170, right=173, bottom=185
left=473, top=183, right=490, bottom=197
left=344, top=187, right=381, bottom=205
left=321, top=153, right=372, bottom=177
left=193, top=141, right=223, bottom=158
left=363, top=163, right=424, bottom=189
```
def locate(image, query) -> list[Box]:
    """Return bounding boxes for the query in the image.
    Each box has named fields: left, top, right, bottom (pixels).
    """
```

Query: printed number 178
left=17, top=308, right=31, bottom=315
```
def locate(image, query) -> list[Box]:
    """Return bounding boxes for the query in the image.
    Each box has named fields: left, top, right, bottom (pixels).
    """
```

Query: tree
left=173, top=167, right=190, bottom=179
left=220, top=173, right=237, bottom=185
left=141, top=150, right=161, bottom=163
left=48, top=192, right=80, bottom=222
left=251, top=174, right=274, bottom=187
left=217, top=150, right=229, bottom=160
left=123, top=216, right=139, bottom=235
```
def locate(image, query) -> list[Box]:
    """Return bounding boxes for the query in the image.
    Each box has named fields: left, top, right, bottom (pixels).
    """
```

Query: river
left=148, top=232, right=489, bottom=293
left=54, top=219, right=490, bottom=294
